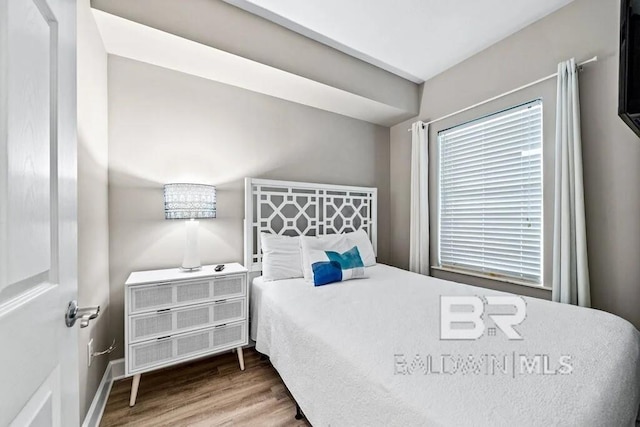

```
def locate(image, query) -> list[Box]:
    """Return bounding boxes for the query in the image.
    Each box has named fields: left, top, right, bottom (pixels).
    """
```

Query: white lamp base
left=181, top=219, right=201, bottom=271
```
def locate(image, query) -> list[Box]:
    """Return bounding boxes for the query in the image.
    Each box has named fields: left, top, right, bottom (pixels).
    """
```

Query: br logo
left=440, top=296, right=526, bottom=340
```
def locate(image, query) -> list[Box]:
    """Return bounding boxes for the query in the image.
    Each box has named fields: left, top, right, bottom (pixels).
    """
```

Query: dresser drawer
left=128, top=321, right=247, bottom=374
left=128, top=298, right=246, bottom=343
left=128, top=274, right=246, bottom=314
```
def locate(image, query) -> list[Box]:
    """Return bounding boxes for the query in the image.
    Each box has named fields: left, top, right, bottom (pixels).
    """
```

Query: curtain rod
left=407, top=56, right=598, bottom=132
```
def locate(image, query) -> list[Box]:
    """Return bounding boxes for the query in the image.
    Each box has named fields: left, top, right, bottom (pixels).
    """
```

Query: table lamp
left=164, top=183, right=216, bottom=271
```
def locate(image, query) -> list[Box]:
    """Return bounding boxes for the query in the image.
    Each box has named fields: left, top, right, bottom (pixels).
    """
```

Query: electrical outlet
left=87, top=338, right=94, bottom=367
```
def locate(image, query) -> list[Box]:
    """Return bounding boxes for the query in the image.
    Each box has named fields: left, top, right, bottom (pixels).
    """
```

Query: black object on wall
left=620, top=0, right=640, bottom=138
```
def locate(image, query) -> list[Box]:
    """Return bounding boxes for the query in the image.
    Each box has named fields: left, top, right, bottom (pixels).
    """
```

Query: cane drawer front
left=128, top=321, right=247, bottom=373
left=129, top=298, right=246, bottom=343
left=128, top=279, right=211, bottom=314
left=128, top=275, right=246, bottom=314
left=212, top=275, right=245, bottom=300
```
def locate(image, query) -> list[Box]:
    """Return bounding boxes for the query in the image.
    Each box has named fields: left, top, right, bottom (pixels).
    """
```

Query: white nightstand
left=124, top=262, right=248, bottom=406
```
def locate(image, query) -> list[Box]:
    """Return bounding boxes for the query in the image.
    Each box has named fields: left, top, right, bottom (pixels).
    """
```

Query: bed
left=244, top=178, right=640, bottom=426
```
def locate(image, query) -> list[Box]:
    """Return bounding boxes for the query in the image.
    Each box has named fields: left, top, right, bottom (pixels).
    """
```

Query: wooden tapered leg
left=129, top=374, right=141, bottom=407
left=237, top=347, right=245, bottom=370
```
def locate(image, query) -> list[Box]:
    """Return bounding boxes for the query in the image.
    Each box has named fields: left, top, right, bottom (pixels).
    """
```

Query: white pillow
left=344, top=229, right=376, bottom=267
left=300, top=234, right=348, bottom=281
left=260, top=233, right=303, bottom=282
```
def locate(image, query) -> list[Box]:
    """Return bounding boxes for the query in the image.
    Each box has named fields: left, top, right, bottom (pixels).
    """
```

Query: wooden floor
left=100, top=348, right=310, bottom=427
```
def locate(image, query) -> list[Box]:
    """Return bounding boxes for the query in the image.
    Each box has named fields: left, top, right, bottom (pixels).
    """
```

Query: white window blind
left=438, top=100, right=543, bottom=284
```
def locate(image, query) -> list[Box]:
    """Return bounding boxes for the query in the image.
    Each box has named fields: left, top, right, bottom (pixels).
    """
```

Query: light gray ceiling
left=224, top=0, right=575, bottom=83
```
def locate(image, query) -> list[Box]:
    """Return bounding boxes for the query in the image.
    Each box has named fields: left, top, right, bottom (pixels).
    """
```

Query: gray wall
left=390, top=0, right=640, bottom=326
left=77, top=0, right=111, bottom=420
left=91, top=0, right=419, bottom=118
left=107, top=56, right=391, bottom=359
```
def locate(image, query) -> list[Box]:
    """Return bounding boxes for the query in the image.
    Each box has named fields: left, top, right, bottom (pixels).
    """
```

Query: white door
left=0, top=0, right=79, bottom=425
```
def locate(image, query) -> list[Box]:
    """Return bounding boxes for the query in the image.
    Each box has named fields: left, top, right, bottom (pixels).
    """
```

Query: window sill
left=431, top=266, right=552, bottom=292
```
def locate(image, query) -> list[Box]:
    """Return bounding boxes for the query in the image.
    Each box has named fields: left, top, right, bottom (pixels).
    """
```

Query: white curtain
left=552, top=58, right=591, bottom=307
left=409, top=121, right=430, bottom=275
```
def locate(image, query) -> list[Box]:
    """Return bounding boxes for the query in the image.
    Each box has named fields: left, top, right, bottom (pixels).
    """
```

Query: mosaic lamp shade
left=164, top=183, right=216, bottom=220
left=164, top=183, right=216, bottom=271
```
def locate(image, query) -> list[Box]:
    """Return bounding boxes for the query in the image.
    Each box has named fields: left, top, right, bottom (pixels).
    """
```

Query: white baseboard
left=111, top=358, right=125, bottom=380
left=82, top=358, right=125, bottom=427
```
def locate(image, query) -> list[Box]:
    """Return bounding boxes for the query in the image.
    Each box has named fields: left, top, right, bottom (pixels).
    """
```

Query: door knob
left=65, top=300, right=100, bottom=328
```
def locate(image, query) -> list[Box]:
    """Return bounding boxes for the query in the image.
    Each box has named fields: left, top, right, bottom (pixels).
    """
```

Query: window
left=438, top=100, right=543, bottom=284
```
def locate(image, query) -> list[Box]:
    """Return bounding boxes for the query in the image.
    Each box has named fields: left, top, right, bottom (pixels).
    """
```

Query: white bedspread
left=251, top=264, right=640, bottom=427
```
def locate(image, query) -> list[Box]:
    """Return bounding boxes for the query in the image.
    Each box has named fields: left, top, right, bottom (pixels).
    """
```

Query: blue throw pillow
left=310, top=246, right=366, bottom=286
left=325, top=246, right=365, bottom=269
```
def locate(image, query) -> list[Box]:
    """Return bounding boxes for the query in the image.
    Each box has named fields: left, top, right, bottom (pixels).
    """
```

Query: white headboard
left=244, top=178, right=377, bottom=273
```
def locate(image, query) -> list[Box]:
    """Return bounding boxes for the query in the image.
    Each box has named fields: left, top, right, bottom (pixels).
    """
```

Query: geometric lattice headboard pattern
left=244, top=178, right=377, bottom=273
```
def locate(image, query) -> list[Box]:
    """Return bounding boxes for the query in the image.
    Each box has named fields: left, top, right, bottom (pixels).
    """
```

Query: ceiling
left=93, top=10, right=411, bottom=126
left=223, top=0, right=575, bottom=83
